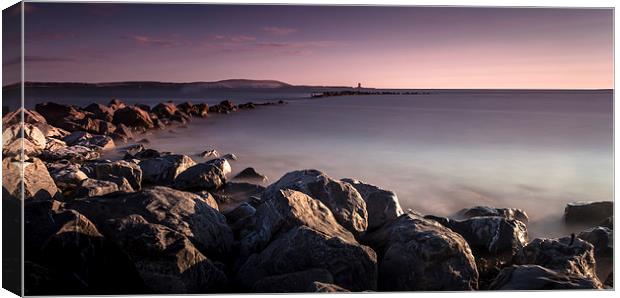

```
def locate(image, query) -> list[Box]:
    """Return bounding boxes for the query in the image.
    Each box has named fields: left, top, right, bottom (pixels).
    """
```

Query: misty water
left=30, top=89, right=613, bottom=238
left=120, top=90, right=610, bottom=238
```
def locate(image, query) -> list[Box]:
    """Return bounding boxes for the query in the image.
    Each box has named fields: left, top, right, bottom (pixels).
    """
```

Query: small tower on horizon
left=356, top=82, right=362, bottom=89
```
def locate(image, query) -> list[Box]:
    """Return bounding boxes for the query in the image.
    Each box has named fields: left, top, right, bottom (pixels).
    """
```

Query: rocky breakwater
left=1, top=98, right=613, bottom=294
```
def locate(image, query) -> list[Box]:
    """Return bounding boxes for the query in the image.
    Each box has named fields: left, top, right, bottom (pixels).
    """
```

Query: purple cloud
left=262, top=26, right=298, bottom=35
left=123, top=35, right=183, bottom=48
left=4, top=55, right=77, bottom=66
left=212, top=34, right=256, bottom=43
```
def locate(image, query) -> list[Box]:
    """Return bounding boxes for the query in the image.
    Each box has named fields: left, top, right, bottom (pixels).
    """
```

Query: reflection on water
left=122, top=91, right=611, bottom=238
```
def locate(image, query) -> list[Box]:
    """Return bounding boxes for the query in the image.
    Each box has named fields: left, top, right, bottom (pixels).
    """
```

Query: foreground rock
left=488, top=265, right=602, bottom=290
left=578, top=227, right=613, bottom=285
left=47, top=162, right=89, bottom=198
left=91, top=160, right=142, bottom=190
left=40, top=145, right=100, bottom=163
left=341, top=178, right=403, bottom=230
left=264, top=169, right=368, bottom=236
left=564, top=201, right=613, bottom=224
left=3, top=157, right=59, bottom=201
left=112, top=106, right=154, bottom=129
left=238, top=189, right=356, bottom=258
left=237, top=225, right=377, bottom=292
left=2, top=123, right=47, bottom=157
left=65, top=186, right=233, bottom=259
left=139, top=154, right=196, bottom=185
left=212, top=182, right=265, bottom=213
left=75, top=178, right=121, bottom=198
left=363, top=211, right=479, bottom=291
left=515, top=236, right=599, bottom=281
left=425, top=215, right=528, bottom=286
left=108, top=214, right=228, bottom=293
left=24, top=201, right=145, bottom=295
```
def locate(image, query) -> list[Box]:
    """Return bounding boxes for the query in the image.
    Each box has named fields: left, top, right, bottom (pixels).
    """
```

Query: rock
left=63, top=131, right=115, bottom=151
left=133, top=148, right=160, bottom=159
left=3, top=157, right=58, bottom=200
left=237, top=225, right=377, bottom=292
left=192, top=190, right=219, bottom=210
left=233, top=167, right=268, bottom=183
left=83, top=103, right=114, bottom=122
left=252, top=268, right=334, bottom=293
left=100, top=174, right=134, bottom=193
left=455, top=206, right=529, bottom=223
left=223, top=202, right=256, bottom=231
left=112, top=106, right=154, bottom=129
left=264, top=169, right=368, bottom=236
left=40, top=145, right=100, bottom=163
left=194, top=103, right=209, bottom=118
left=152, top=102, right=178, bottom=119
left=341, top=178, right=403, bottom=230
left=137, top=138, right=150, bottom=144
left=307, top=282, right=350, bottom=292
left=239, top=189, right=356, bottom=258
left=108, top=99, right=126, bottom=111
left=173, top=160, right=228, bottom=191
left=208, top=100, right=237, bottom=114
left=135, top=104, right=150, bottom=112
left=120, top=144, right=145, bottom=156
left=578, top=227, right=613, bottom=284
left=221, top=153, right=238, bottom=161
left=44, top=138, right=67, bottom=151
left=176, top=102, right=195, bottom=115
left=425, top=215, right=528, bottom=287
left=139, top=154, right=196, bottom=185
left=488, top=265, right=602, bottom=290
left=75, top=178, right=120, bottom=197
left=2, top=108, right=47, bottom=126
left=65, top=186, right=233, bottom=258
left=565, top=201, right=613, bottom=224
left=515, top=236, right=599, bottom=281
left=107, top=215, right=228, bottom=293
left=112, top=123, right=134, bottom=140
left=93, top=120, right=116, bottom=135
left=201, top=148, right=219, bottom=159
left=238, top=102, right=256, bottom=109
left=598, top=216, right=613, bottom=229
left=207, top=157, right=232, bottom=175
left=212, top=182, right=265, bottom=213
left=24, top=200, right=145, bottom=294
left=2, top=123, right=47, bottom=156
left=47, top=162, right=89, bottom=198
left=92, top=160, right=142, bottom=190
left=362, top=212, right=479, bottom=291
left=34, top=102, right=88, bottom=131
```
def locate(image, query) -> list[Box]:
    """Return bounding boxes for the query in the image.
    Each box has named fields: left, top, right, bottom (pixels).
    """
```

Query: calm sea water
left=32, top=89, right=615, bottom=238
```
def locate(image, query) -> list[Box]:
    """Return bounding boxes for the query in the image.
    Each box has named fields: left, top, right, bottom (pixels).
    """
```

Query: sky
left=3, top=3, right=614, bottom=88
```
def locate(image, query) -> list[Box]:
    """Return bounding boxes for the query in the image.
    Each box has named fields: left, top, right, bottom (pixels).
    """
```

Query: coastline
left=2, top=97, right=614, bottom=293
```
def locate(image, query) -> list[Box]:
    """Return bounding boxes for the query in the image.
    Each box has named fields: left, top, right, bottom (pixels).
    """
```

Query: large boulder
left=3, top=157, right=58, bottom=201
left=565, top=201, right=613, bottom=225
left=341, top=178, right=403, bottom=230
left=362, top=212, right=479, bottom=291
left=515, top=236, right=599, bottom=281
left=264, top=169, right=368, bottom=236
left=112, top=106, right=154, bottom=129
left=139, top=154, right=196, bottom=185
left=24, top=200, right=145, bottom=294
left=488, top=265, right=602, bottom=290
left=92, top=160, right=142, bottom=190
left=455, top=206, right=529, bottom=223
left=152, top=102, right=178, bottom=119
left=578, top=227, right=613, bottom=284
left=173, top=159, right=229, bottom=191
left=2, top=123, right=47, bottom=156
left=209, top=100, right=237, bottom=114
left=107, top=214, right=228, bottom=293
left=65, top=186, right=233, bottom=259
left=237, top=225, right=377, bottom=292
left=425, top=215, right=528, bottom=288
left=34, top=102, right=88, bottom=131
left=63, top=131, right=115, bottom=151
left=251, top=268, right=335, bottom=293
left=83, top=103, right=114, bottom=122
left=2, top=108, right=47, bottom=126
left=238, top=189, right=356, bottom=258
left=108, top=99, right=126, bottom=111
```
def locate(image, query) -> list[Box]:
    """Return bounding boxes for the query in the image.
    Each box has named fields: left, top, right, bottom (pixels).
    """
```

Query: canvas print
left=1, top=2, right=614, bottom=295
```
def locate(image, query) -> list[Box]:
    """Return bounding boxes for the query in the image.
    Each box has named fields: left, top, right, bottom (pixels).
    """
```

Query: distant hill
left=4, top=79, right=347, bottom=90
